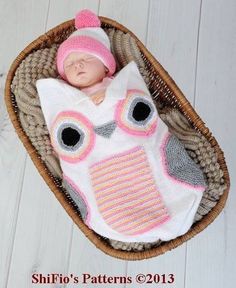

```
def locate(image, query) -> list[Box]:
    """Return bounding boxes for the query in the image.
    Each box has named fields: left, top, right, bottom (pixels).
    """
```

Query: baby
left=56, top=9, right=116, bottom=105
left=63, top=51, right=110, bottom=105
left=36, top=9, right=206, bottom=243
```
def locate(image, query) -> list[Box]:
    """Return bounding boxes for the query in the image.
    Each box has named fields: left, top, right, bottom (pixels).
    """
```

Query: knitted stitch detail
left=56, top=35, right=116, bottom=79
left=109, top=109, right=226, bottom=250
left=93, top=120, right=117, bottom=138
left=63, top=176, right=89, bottom=223
left=162, top=133, right=206, bottom=189
left=115, top=90, right=158, bottom=137
left=89, top=145, right=170, bottom=236
left=57, top=122, right=85, bottom=152
left=50, top=110, right=95, bottom=163
left=75, top=9, right=101, bottom=29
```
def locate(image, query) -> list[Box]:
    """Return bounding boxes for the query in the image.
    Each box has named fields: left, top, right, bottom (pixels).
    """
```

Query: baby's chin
left=74, top=77, right=103, bottom=88
left=70, top=75, right=92, bottom=88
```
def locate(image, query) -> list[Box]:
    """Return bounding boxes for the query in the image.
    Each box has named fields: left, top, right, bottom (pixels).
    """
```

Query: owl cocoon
left=36, top=61, right=206, bottom=242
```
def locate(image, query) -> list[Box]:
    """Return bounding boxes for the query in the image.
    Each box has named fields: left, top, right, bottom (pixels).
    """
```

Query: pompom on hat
left=56, top=9, right=116, bottom=80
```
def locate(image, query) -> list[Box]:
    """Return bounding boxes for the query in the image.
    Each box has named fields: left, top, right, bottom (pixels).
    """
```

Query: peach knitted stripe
left=90, top=155, right=146, bottom=180
left=96, top=181, right=157, bottom=205
left=92, top=162, right=150, bottom=186
left=95, top=177, right=154, bottom=200
left=99, top=189, right=159, bottom=213
left=106, top=201, right=164, bottom=226
left=94, top=174, right=153, bottom=195
left=90, top=146, right=143, bottom=172
left=93, top=170, right=153, bottom=193
left=102, top=197, right=163, bottom=220
left=112, top=206, right=168, bottom=230
left=89, top=146, right=170, bottom=236
left=120, top=215, right=170, bottom=236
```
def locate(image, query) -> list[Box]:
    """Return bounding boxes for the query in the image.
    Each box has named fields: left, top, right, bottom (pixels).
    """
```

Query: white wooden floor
left=0, top=1, right=236, bottom=287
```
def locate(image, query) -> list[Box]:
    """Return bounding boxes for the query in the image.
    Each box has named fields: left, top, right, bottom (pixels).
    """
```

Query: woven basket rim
left=4, top=16, right=230, bottom=261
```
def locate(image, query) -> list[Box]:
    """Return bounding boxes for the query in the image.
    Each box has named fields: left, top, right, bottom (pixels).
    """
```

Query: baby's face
left=63, top=52, right=107, bottom=88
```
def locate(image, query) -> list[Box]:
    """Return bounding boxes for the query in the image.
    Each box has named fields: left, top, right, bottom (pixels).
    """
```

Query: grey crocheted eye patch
left=57, top=122, right=85, bottom=152
left=127, top=96, right=155, bottom=126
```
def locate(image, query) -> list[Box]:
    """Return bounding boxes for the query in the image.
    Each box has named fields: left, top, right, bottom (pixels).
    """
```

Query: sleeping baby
left=36, top=9, right=206, bottom=243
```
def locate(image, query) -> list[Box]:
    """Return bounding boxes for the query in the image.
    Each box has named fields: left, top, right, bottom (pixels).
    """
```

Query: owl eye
left=50, top=111, right=95, bottom=163
left=132, top=102, right=151, bottom=121
left=58, top=123, right=84, bottom=150
left=115, top=90, right=158, bottom=136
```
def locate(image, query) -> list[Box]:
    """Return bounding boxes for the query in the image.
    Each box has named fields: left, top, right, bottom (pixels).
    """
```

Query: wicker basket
left=4, top=16, right=230, bottom=260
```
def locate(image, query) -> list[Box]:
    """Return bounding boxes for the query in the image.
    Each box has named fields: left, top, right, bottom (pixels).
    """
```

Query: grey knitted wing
left=164, top=134, right=206, bottom=187
left=62, top=178, right=88, bottom=222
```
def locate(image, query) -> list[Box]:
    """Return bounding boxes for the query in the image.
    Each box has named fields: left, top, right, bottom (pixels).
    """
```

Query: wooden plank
left=0, top=1, right=48, bottom=287
left=0, top=100, right=27, bottom=288
left=46, top=0, right=100, bottom=30
left=186, top=0, right=236, bottom=287
left=185, top=214, right=226, bottom=287
left=127, top=246, right=186, bottom=288
left=7, top=157, right=73, bottom=287
left=68, top=229, right=127, bottom=288
left=0, top=0, right=49, bottom=73
left=99, top=0, right=150, bottom=43
left=146, top=0, right=202, bottom=104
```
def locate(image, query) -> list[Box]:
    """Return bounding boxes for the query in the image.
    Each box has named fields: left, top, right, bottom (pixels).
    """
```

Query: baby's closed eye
left=84, top=56, right=97, bottom=61
left=65, top=62, right=73, bottom=68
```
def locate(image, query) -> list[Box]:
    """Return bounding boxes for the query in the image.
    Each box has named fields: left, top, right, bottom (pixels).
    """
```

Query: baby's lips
left=77, top=71, right=86, bottom=76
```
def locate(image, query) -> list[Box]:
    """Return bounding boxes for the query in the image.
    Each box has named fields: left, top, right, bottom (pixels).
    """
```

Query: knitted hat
left=56, top=9, right=116, bottom=79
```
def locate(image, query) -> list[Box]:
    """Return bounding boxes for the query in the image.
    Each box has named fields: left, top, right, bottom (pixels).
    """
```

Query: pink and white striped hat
left=56, top=9, right=116, bottom=80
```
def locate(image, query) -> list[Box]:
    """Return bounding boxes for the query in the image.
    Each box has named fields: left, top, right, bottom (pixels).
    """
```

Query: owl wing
left=62, top=176, right=88, bottom=222
left=162, top=133, right=206, bottom=188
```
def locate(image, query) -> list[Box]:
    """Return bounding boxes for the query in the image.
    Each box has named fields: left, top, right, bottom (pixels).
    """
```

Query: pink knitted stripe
left=96, top=181, right=157, bottom=205
left=95, top=177, right=154, bottom=200
left=90, top=146, right=143, bottom=171
left=90, top=155, right=146, bottom=180
left=93, top=170, right=152, bottom=193
left=89, top=146, right=170, bottom=236
left=103, top=196, right=163, bottom=222
left=106, top=205, right=166, bottom=228
left=99, top=188, right=158, bottom=213
left=95, top=174, right=153, bottom=194
left=111, top=206, right=168, bottom=231
left=121, top=215, right=170, bottom=236
left=92, top=163, right=149, bottom=186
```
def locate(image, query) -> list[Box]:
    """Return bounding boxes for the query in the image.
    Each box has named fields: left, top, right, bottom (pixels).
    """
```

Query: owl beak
left=94, top=120, right=117, bottom=138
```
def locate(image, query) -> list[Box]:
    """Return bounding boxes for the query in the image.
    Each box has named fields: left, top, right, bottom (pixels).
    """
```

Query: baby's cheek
left=64, top=68, right=74, bottom=81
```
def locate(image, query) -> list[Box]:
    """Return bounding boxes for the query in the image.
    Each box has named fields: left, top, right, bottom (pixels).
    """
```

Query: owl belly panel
left=89, top=145, right=170, bottom=236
